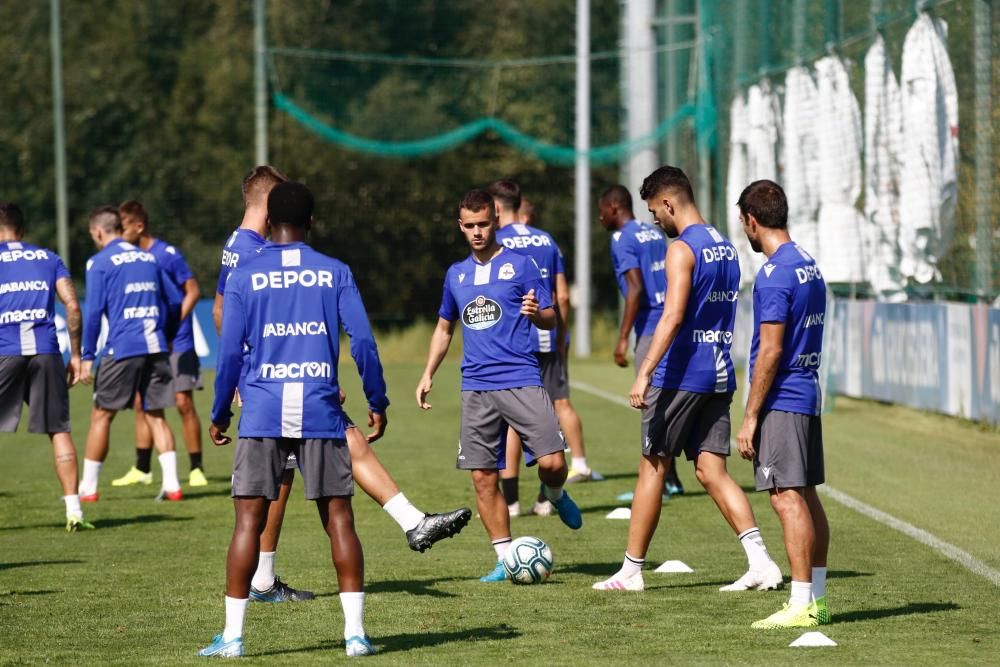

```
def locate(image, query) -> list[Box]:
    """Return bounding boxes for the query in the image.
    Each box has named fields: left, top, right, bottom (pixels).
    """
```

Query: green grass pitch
left=1, top=359, right=997, bottom=665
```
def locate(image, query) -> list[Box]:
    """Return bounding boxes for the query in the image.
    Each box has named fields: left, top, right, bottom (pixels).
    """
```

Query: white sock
left=789, top=580, right=812, bottom=607
left=571, top=457, right=588, bottom=472
left=382, top=492, right=425, bottom=533
left=63, top=494, right=82, bottom=518
left=619, top=552, right=644, bottom=579
left=158, top=451, right=181, bottom=492
left=222, top=596, right=248, bottom=642
left=542, top=483, right=564, bottom=502
left=812, top=567, right=827, bottom=599
left=492, top=537, right=512, bottom=560
left=251, top=551, right=276, bottom=591
left=81, top=459, right=102, bottom=494
left=737, top=527, right=772, bottom=571
left=339, top=592, right=365, bottom=640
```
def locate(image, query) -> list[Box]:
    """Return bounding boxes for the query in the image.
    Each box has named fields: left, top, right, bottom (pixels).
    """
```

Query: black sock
left=136, top=448, right=152, bottom=474
left=500, top=477, right=519, bottom=504
left=189, top=452, right=203, bottom=472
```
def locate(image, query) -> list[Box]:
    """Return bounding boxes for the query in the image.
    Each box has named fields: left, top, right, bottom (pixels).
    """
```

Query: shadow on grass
left=94, top=514, right=195, bottom=529
left=314, top=576, right=469, bottom=599
left=256, top=624, right=521, bottom=656
left=0, top=560, right=83, bottom=571
left=181, top=487, right=234, bottom=499
left=834, top=601, right=960, bottom=624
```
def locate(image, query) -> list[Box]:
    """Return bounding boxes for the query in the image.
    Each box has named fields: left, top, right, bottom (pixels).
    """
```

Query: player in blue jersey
left=594, top=167, right=780, bottom=593
left=111, top=200, right=207, bottom=489
left=487, top=180, right=597, bottom=520
left=416, top=189, right=582, bottom=583
left=212, top=167, right=469, bottom=604
left=202, top=181, right=382, bottom=658
left=599, top=184, right=685, bottom=496
left=78, top=206, right=184, bottom=503
left=734, top=180, right=830, bottom=629
left=0, top=204, right=94, bottom=531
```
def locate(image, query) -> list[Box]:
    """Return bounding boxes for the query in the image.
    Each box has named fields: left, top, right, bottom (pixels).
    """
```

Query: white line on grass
left=570, top=379, right=1000, bottom=587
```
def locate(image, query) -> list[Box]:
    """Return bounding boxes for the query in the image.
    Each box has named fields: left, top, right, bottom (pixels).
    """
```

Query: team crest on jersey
left=498, top=263, right=515, bottom=280
left=462, top=295, right=502, bottom=330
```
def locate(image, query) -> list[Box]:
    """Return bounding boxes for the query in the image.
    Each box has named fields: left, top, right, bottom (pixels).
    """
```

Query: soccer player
left=593, top=166, right=781, bottom=593
left=78, top=206, right=183, bottom=502
left=112, top=200, right=207, bottom=489
left=202, top=181, right=379, bottom=657
left=598, top=184, right=685, bottom=496
left=416, top=188, right=582, bottom=583
left=0, top=204, right=94, bottom=531
left=215, top=167, right=470, bottom=603
left=488, top=180, right=596, bottom=522
left=734, top=180, right=830, bottom=629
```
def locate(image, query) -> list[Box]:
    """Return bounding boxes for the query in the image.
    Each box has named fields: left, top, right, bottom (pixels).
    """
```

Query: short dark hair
left=599, top=185, right=633, bottom=211
left=638, top=166, right=694, bottom=204
left=737, top=180, right=788, bottom=229
left=89, top=205, right=123, bottom=233
left=0, top=203, right=25, bottom=234
left=267, top=181, right=314, bottom=228
left=118, top=199, right=149, bottom=225
left=458, top=189, right=496, bottom=218
left=486, top=179, right=521, bottom=212
left=242, top=165, right=287, bottom=206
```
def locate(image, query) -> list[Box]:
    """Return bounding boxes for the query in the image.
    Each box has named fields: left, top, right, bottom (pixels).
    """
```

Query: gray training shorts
left=0, top=354, right=71, bottom=434
left=283, top=412, right=356, bottom=471
left=536, top=351, right=569, bottom=401
left=634, top=335, right=653, bottom=377
left=234, top=437, right=353, bottom=501
left=753, top=409, right=825, bottom=491
left=170, top=349, right=202, bottom=392
left=641, top=387, right=733, bottom=461
left=94, top=353, right=175, bottom=411
left=458, top=386, right=564, bottom=470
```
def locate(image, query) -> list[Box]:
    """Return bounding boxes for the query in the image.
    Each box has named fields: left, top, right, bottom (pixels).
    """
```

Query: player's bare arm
left=555, top=272, right=571, bottom=360
left=736, top=321, right=784, bottom=460
left=416, top=317, right=456, bottom=409
left=616, top=269, right=645, bottom=367
left=629, top=241, right=694, bottom=408
left=212, top=292, right=224, bottom=335
left=521, top=289, right=556, bottom=329
left=180, top=277, right=201, bottom=321
left=55, top=276, right=82, bottom=387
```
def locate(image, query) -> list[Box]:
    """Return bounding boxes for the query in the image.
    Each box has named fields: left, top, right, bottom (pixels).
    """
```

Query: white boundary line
left=570, top=379, right=1000, bottom=587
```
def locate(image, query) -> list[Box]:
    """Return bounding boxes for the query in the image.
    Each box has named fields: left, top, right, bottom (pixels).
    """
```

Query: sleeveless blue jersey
left=610, top=220, right=667, bottom=336
left=495, top=223, right=564, bottom=353
left=439, top=248, right=550, bottom=391
left=147, top=238, right=195, bottom=353
left=0, top=241, right=69, bottom=356
left=216, top=228, right=266, bottom=295
left=653, top=224, right=740, bottom=393
left=83, top=239, right=181, bottom=361
left=211, top=242, right=388, bottom=438
left=749, top=242, right=827, bottom=416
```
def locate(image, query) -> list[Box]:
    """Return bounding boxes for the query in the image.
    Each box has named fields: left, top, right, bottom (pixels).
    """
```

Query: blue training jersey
left=495, top=223, right=564, bottom=353
left=211, top=242, right=389, bottom=438
left=653, top=224, right=740, bottom=394
left=147, top=238, right=195, bottom=353
left=438, top=248, right=550, bottom=391
left=83, top=239, right=181, bottom=362
left=749, top=242, right=826, bottom=416
left=610, top=220, right=667, bottom=337
left=0, top=241, right=70, bottom=356
left=216, top=228, right=266, bottom=295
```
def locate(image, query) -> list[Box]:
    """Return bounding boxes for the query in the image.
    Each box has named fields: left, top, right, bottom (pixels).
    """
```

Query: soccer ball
left=502, top=536, right=554, bottom=585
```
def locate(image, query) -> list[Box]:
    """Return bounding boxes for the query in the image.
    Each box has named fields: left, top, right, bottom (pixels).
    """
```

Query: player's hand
left=520, top=289, right=539, bottom=319
left=416, top=375, right=433, bottom=409
left=339, top=388, right=347, bottom=405
left=66, top=355, right=82, bottom=387
left=628, top=374, right=651, bottom=409
left=209, top=422, right=232, bottom=447
left=79, top=360, right=94, bottom=385
left=366, top=411, right=387, bottom=443
left=736, top=416, right=757, bottom=461
left=614, top=337, right=629, bottom=367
